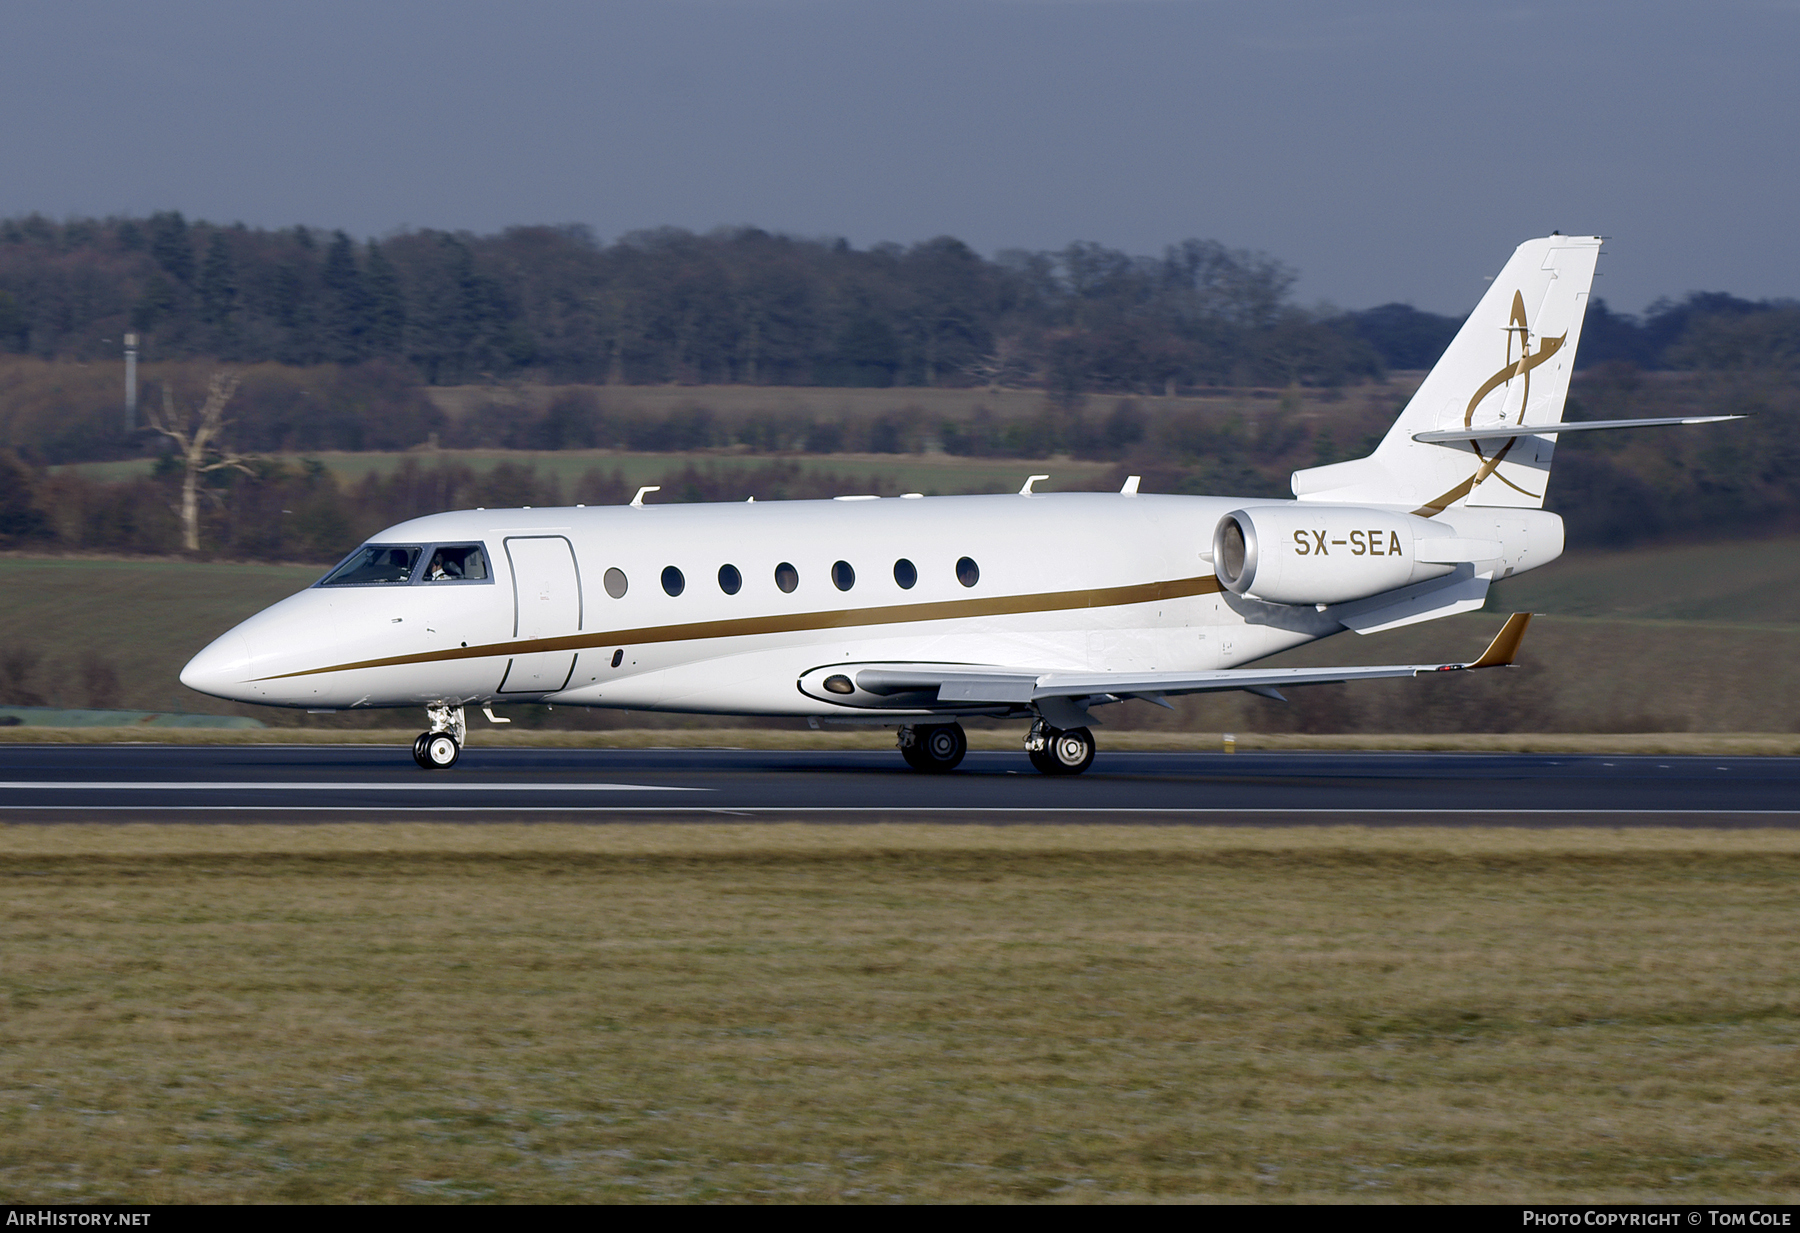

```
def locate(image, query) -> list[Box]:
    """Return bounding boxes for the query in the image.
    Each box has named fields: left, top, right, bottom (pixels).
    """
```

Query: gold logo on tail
left=1412, top=291, right=1567, bottom=516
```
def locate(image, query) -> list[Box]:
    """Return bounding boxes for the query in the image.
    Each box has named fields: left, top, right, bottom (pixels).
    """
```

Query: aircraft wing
left=849, top=614, right=1533, bottom=715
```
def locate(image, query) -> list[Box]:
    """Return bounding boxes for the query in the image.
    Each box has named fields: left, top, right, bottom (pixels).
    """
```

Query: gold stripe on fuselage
left=255, top=573, right=1225, bottom=682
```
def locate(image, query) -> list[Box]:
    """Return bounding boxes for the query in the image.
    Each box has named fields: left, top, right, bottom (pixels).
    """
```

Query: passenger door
left=498, top=536, right=582, bottom=693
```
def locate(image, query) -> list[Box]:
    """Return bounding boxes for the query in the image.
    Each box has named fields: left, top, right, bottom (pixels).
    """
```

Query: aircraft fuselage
left=181, top=490, right=1553, bottom=718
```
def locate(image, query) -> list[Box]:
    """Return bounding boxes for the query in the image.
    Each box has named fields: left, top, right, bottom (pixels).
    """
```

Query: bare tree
left=146, top=371, right=253, bottom=552
left=966, top=335, right=1031, bottom=394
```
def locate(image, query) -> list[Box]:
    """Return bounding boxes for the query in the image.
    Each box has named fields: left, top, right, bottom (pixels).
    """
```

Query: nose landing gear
left=412, top=703, right=466, bottom=771
left=898, top=722, right=967, bottom=773
left=1025, top=719, right=1095, bottom=776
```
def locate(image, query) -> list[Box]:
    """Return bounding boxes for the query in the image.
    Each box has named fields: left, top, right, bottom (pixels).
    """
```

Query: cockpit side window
left=319, top=544, right=423, bottom=586
left=422, top=544, right=490, bottom=583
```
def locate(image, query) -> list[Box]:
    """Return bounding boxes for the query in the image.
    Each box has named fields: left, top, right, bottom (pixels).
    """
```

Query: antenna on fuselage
left=1019, top=474, right=1049, bottom=495
left=630, top=486, right=660, bottom=507
left=1120, top=475, right=1140, bottom=495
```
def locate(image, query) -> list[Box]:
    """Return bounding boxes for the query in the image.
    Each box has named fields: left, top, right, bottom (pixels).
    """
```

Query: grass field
left=54, top=447, right=1122, bottom=497
left=2, top=823, right=1797, bottom=1203
left=0, top=557, right=320, bottom=719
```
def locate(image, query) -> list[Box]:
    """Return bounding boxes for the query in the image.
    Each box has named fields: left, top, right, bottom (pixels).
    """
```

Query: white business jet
left=181, top=235, right=1735, bottom=774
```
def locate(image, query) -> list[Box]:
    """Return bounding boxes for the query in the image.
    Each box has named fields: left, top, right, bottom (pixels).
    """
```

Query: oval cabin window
left=603, top=567, right=628, bottom=599
left=661, top=566, right=685, bottom=597
left=774, top=562, right=799, bottom=594
left=718, top=564, right=742, bottom=595
left=956, top=557, right=980, bottom=588
left=893, top=558, right=917, bottom=589
left=831, top=560, right=855, bottom=591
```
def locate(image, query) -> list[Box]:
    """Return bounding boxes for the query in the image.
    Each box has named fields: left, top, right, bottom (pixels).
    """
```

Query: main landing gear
left=894, top=720, right=1098, bottom=776
left=1024, top=719, right=1096, bottom=776
left=898, top=722, right=967, bottom=773
left=413, top=703, right=465, bottom=771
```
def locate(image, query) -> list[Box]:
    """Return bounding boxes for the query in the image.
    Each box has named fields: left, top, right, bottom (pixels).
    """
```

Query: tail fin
left=1293, top=234, right=1602, bottom=515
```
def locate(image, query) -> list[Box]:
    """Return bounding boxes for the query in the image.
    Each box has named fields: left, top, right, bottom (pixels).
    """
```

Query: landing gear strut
left=1025, top=719, right=1096, bottom=776
left=898, top=722, right=967, bottom=773
left=413, top=703, right=465, bottom=771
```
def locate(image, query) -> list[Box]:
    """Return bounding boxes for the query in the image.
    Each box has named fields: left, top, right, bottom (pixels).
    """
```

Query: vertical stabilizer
left=1293, top=235, right=1601, bottom=513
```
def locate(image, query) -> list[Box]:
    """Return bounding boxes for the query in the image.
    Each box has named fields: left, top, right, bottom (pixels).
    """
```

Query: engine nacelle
left=1212, top=506, right=1459, bottom=605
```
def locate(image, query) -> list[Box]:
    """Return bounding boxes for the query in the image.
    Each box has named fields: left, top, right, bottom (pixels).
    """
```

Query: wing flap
left=813, top=615, right=1534, bottom=711
left=1031, top=612, right=1535, bottom=700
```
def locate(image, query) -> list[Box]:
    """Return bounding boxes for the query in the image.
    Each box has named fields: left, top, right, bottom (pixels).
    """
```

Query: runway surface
left=0, top=743, right=1796, bottom=825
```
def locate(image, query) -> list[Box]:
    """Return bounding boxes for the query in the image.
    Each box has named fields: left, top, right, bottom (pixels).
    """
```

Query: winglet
left=1465, top=612, right=1533, bottom=669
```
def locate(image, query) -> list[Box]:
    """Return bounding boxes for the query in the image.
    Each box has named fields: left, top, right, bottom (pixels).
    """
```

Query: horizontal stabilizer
left=1413, top=415, right=1743, bottom=444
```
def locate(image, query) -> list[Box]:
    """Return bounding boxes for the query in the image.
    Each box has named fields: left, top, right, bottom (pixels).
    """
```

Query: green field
left=55, top=447, right=1123, bottom=500
left=3, top=823, right=1797, bottom=1203
left=0, top=536, right=1796, bottom=733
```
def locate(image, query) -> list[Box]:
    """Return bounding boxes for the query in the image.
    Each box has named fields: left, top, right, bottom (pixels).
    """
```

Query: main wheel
left=900, top=736, right=930, bottom=771
left=421, top=732, right=461, bottom=770
left=1039, top=726, right=1095, bottom=776
left=906, top=722, right=967, bottom=773
left=412, top=731, right=434, bottom=770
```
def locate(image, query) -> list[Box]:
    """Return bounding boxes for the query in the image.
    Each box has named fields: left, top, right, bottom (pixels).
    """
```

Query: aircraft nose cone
left=180, top=631, right=253, bottom=701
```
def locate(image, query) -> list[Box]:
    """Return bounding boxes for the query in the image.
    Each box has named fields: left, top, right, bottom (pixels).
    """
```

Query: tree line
left=0, top=212, right=1386, bottom=393
left=4, top=213, right=1793, bottom=397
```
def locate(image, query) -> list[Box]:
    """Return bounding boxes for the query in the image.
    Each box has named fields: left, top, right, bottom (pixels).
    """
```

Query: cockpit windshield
left=320, top=545, right=423, bottom=586
left=422, top=544, right=489, bottom=582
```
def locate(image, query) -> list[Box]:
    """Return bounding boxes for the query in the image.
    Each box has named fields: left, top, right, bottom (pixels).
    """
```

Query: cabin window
left=661, top=566, right=685, bottom=597
left=718, top=564, right=742, bottom=595
left=831, top=560, right=855, bottom=591
left=421, top=544, right=489, bottom=583
left=603, top=568, right=628, bottom=598
left=956, top=556, right=980, bottom=587
left=893, top=558, right=917, bottom=589
left=320, top=545, right=422, bottom=586
left=774, top=562, right=799, bottom=594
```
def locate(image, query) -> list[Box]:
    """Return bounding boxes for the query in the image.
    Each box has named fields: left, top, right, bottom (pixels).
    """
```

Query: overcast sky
left=4, top=0, right=1794, bottom=315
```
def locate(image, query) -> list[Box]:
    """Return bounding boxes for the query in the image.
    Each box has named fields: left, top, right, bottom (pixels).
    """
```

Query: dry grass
left=2, top=822, right=1798, bottom=1203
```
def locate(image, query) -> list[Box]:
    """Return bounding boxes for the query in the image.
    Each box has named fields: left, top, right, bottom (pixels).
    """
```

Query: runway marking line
left=0, top=781, right=706, bottom=793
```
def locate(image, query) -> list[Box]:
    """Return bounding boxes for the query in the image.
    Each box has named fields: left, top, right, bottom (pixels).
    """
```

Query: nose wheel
left=413, top=731, right=461, bottom=770
left=413, top=703, right=466, bottom=771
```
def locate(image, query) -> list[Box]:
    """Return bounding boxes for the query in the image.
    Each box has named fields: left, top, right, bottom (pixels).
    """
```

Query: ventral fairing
left=182, top=236, right=1738, bottom=774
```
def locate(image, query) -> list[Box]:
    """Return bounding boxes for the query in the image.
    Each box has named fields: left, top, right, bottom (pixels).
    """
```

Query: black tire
left=909, top=722, right=967, bottom=773
left=1027, top=745, right=1057, bottom=775
left=1042, top=726, right=1095, bottom=776
left=900, top=737, right=930, bottom=771
left=422, top=732, right=461, bottom=770
left=412, top=732, right=434, bottom=770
